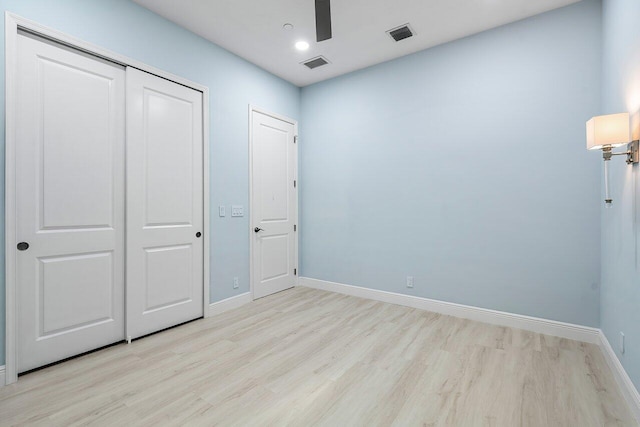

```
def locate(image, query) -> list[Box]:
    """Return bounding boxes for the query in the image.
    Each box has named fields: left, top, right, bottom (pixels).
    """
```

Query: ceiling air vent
left=387, top=24, right=414, bottom=42
left=302, top=56, right=329, bottom=69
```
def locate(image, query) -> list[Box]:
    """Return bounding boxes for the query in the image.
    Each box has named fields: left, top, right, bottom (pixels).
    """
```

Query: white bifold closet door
left=16, top=32, right=126, bottom=373
left=125, top=68, right=204, bottom=340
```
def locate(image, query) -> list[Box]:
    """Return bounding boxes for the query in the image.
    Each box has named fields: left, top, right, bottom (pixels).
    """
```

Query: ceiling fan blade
left=315, top=0, right=332, bottom=42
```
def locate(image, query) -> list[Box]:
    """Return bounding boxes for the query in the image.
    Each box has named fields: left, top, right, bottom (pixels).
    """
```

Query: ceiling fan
left=315, top=0, right=332, bottom=42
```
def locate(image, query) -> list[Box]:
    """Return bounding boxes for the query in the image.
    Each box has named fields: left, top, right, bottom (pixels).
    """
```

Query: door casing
left=248, top=105, right=299, bottom=300
left=4, top=12, right=211, bottom=385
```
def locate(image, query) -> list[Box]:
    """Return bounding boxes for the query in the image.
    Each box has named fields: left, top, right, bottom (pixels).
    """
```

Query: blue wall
left=300, top=0, right=603, bottom=326
left=0, top=0, right=301, bottom=365
left=601, top=0, right=640, bottom=392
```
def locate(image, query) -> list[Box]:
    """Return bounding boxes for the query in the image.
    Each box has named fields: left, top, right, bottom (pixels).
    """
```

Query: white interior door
left=126, top=68, right=204, bottom=339
left=16, top=32, right=126, bottom=373
left=251, top=110, right=298, bottom=299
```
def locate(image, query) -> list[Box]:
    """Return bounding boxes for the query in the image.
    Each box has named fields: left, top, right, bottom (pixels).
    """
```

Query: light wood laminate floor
left=0, top=287, right=636, bottom=426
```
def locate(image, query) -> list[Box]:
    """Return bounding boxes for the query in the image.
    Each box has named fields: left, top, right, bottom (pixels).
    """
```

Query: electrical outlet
left=233, top=277, right=239, bottom=289
left=406, top=276, right=414, bottom=288
left=620, top=332, right=625, bottom=354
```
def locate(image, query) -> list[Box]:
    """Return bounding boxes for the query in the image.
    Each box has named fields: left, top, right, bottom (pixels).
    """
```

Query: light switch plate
left=219, top=206, right=226, bottom=217
left=231, top=205, right=244, bottom=217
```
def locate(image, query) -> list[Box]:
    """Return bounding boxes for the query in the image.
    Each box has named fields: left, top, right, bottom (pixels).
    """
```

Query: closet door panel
left=126, top=68, right=204, bottom=339
left=16, top=33, right=126, bottom=373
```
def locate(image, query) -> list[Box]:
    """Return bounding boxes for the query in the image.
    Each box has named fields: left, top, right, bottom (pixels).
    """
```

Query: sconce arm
left=602, top=140, right=639, bottom=164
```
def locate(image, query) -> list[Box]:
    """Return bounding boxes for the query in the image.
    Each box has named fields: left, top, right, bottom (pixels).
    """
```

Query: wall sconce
left=586, top=113, right=639, bottom=207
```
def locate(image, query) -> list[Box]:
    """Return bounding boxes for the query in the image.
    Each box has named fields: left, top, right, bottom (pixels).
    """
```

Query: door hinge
left=294, top=268, right=297, bottom=275
left=294, top=180, right=297, bottom=188
left=294, top=224, right=297, bottom=231
left=294, top=135, right=298, bottom=144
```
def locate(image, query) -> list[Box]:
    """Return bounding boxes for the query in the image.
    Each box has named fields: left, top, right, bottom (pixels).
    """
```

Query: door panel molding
left=4, top=13, right=211, bottom=385
left=248, top=106, right=299, bottom=300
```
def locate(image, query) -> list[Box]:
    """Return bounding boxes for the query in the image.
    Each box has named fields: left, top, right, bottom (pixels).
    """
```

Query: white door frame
left=248, top=105, right=299, bottom=300
left=4, top=12, right=211, bottom=385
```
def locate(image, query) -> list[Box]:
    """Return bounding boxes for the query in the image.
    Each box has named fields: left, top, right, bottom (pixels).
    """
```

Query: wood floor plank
left=0, top=287, right=636, bottom=426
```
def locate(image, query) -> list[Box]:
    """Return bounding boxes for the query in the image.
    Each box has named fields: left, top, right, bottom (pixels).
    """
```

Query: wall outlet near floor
left=406, top=276, right=414, bottom=288
left=619, top=332, right=625, bottom=354
left=233, top=277, right=239, bottom=289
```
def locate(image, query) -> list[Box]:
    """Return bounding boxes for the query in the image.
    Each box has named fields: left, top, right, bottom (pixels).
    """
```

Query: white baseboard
left=0, top=365, right=5, bottom=387
left=207, top=292, right=252, bottom=317
left=298, top=277, right=600, bottom=344
left=598, top=331, right=640, bottom=422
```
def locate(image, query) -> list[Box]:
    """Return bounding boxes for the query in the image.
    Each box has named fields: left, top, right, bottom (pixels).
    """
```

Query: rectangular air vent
left=387, top=24, right=414, bottom=42
left=302, top=56, right=329, bottom=69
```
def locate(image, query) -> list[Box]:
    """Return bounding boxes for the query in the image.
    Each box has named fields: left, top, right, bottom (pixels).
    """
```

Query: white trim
left=4, top=12, right=212, bottom=383
left=0, top=366, right=5, bottom=387
left=248, top=105, right=299, bottom=301
left=248, top=105, right=254, bottom=299
left=598, top=331, right=640, bottom=422
left=249, top=105, right=298, bottom=127
left=4, top=12, right=19, bottom=386
left=208, top=292, right=252, bottom=317
left=202, top=85, right=211, bottom=318
left=6, top=13, right=208, bottom=92
left=298, top=277, right=601, bottom=344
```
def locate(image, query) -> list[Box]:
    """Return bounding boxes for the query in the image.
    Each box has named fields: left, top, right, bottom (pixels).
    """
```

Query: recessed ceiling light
left=295, top=41, right=310, bottom=51
left=283, top=23, right=294, bottom=31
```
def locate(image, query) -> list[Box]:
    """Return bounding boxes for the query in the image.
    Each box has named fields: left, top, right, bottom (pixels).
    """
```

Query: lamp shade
left=586, top=113, right=631, bottom=150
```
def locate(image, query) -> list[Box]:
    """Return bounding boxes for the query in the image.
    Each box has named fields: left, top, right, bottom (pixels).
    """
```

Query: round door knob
left=254, top=227, right=264, bottom=233
left=196, top=232, right=202, bottom=238
left=17, top=242, right=29, bottom=251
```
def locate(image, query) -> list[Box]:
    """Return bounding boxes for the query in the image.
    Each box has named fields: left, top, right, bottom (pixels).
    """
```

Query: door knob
left=254, top=227, right=264, bottom=233
left=17, top=242, right=29, bottom=251
left=196, top=232, right=202, bottom=238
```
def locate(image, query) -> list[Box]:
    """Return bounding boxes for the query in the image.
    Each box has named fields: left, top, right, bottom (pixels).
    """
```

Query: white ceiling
left=133, top=0, right=581, bottom=87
